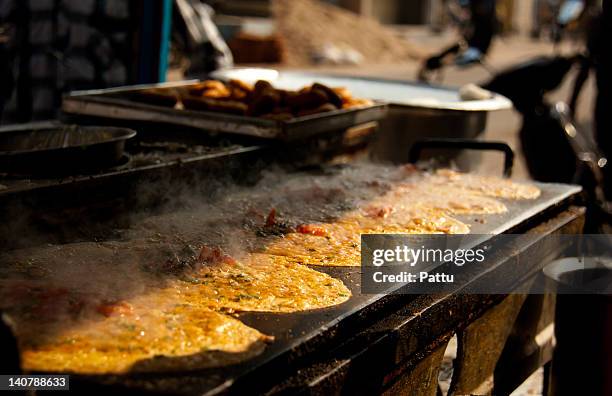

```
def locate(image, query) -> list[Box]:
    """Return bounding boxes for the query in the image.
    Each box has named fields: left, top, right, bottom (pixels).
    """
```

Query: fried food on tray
left=311, top=83, right=344, bottom=108
left=187, top=80, right=231, bottom=97
left=142, top=79, right=373, bottom=119
left=228, top=78, right=254, bottom=93
left=247, top=80, right=282, bottom=116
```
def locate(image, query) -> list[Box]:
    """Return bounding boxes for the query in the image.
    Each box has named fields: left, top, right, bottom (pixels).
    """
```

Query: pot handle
left=409, top=138, right=514, bottom=178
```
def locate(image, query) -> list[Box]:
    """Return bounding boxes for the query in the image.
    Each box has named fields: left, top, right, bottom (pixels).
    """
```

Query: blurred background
left=0, top=0, right=603, bottom=180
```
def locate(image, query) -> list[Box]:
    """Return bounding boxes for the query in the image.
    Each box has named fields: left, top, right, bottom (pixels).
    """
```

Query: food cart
left=0, top=73, right=585, bottom=395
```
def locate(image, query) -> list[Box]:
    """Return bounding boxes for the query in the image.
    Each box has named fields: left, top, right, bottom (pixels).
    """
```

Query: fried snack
left=248, top=81, right=281, bottom=116
left=258, top=168, right=534, bottom=268
left=171, top=252, right=351, bottom=312
left=0, top=240, right=351, bottom=316
left=285, top=89, right=330, bottom=111
left=203, top=89, right=232, bottom=99
left=173, top=79, right=373, bottom=119
left=342, top=97, right=374, bottom=108
left=253, top=79, right=274, bottom=93
left=333, top=87, right=354, bottom=104
left=312, top=83, right=343, bottom=108
left=431, top=169, right=541, bottom=200
left=383, top=183, right=508, bottom=215
left=188, top=80, right=230, bottom=97
left=327, top=87, right=374, bottom=108
left=18, top=300, right=271, bottom=374
left=263, top=208, right=470, bottom=267
left=228, top=79, right=253, bottom=93
left=230, top=87, right=249, bottom=101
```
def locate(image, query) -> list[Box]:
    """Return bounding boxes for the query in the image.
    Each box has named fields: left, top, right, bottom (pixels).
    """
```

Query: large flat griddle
left=61, top=82, right=387, bottom=141
left=72, top=182, right=581, bottom=395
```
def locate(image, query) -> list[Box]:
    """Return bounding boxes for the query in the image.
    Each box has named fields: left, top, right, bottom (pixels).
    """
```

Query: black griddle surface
left=64, top=182, right=581, bottom=395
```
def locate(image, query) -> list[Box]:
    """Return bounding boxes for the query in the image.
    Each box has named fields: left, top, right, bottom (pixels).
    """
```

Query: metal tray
left=61, top=82, right=388, bottom=141
left=0, top=124, right=136, bottom=175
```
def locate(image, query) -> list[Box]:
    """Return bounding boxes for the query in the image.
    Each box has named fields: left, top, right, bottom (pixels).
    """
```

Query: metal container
left=375, top=105, right=488, bottom=165
left=544, top=257, right=612, bottom=396
left=212, top=68, right=512, bottom=168
left=0, top=124, right=136, bottom=175
left=62, top=82, right=387, bottom=141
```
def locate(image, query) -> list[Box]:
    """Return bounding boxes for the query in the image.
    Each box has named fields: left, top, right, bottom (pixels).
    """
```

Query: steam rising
left=0, top=163, right=417, bottom=338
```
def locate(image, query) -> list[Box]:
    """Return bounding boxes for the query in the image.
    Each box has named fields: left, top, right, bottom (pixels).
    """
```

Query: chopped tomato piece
left=198, top=246, right=237, bottom=266
left=96, top=301, right=133, bottom=317
left=265, top=208, right=277, bottom=227
left=296, top=224, right=328, bottom=237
